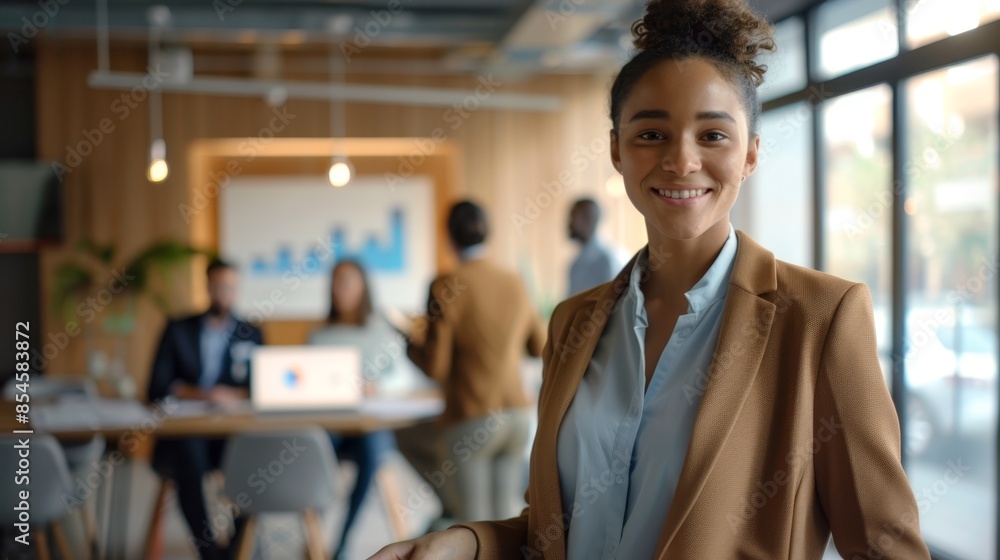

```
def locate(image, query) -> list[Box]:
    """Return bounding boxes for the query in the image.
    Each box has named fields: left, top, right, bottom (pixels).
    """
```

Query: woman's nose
left=660, top=139, right=700, bottom=176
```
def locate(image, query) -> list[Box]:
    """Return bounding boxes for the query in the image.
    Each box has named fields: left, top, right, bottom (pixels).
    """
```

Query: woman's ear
left=610, top=129, right=622, bottom=173
left=744, top=134, right=760, bottom=179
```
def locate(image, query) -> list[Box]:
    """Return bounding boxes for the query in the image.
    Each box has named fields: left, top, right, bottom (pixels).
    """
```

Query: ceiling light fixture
left=327, top=16, right=353, bottom=188
left=146, top=6, right=170, bottom=183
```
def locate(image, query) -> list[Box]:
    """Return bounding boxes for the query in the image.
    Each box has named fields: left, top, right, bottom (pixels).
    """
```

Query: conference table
left=0, top=394, right=444, bottom=560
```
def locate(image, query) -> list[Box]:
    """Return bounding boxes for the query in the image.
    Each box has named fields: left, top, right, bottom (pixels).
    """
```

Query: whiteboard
left=220, top=175, right=435, bottom=319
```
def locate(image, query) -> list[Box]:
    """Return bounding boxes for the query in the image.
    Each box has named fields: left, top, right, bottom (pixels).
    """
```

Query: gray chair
left=222, top=427, right=339, bottom=560
left=3, top=375, right=106, bottom=554
left=0, top=435, right=78, bottom=560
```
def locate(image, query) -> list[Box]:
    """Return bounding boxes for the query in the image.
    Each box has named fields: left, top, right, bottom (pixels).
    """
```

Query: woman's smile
left=649, top=186, right=714, bottom=206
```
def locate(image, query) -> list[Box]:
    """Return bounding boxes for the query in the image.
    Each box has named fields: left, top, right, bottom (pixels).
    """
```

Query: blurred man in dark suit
left=147, top=258, right=262, bottom=560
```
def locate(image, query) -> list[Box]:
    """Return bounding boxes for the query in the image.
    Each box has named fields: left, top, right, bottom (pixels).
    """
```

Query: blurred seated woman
left=309, top=259, right=399, bottom=560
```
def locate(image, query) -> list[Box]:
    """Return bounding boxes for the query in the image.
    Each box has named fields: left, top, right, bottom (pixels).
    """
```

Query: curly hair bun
left=632, top=0, right=775, bottom=87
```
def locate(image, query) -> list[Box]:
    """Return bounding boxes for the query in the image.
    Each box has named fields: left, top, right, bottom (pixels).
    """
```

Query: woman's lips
left=651, top=187, right=711, bottom=206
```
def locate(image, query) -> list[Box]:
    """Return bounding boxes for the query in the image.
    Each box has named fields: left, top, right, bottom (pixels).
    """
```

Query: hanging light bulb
left=146, top=13, right=169, bottom=185
left=147, top=138, right=169, bottom=183
left=325, top=29, right=353, bottom=188
left=328, top=156, right=353, bottom=187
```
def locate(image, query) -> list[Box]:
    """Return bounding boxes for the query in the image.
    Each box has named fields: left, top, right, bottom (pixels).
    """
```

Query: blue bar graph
left=250, top=208, right=406, bottom=276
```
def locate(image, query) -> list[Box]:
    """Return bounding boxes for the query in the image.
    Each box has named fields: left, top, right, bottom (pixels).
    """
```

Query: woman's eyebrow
left=697, top=110, right=736, bottom=123
left=627, top=109, right=736, bottom=124
left=628, top=109, right=669, bottom=122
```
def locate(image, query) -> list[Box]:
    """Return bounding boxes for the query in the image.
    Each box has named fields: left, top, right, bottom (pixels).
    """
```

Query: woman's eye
left=703, top=132, right=727, bottom=141
left=638, top=131, right=664, bottom=141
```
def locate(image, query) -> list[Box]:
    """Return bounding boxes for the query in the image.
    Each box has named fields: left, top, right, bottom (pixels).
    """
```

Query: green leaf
left=52, top=263, right=93, bottom=321
left=75, top=240, right=115, bottom=265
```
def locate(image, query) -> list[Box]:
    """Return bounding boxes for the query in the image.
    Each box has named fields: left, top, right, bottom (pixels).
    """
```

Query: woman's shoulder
left=774, top=259, right=858, bottom=291
left=771, top=259, right=869, bottom=316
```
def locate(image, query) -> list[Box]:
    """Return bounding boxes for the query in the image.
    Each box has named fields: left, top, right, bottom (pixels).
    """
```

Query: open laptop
left=251, top=346, right=363, bottom=413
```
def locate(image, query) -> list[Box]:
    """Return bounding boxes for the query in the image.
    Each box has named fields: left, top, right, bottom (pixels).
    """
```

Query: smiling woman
left=369, top=1, right=932, bottom=558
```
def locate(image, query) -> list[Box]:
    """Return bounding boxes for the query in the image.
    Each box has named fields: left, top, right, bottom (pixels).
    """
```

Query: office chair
left=221, top=427, right=339, bottom=560
left=0, top=435, right=81, bottom=560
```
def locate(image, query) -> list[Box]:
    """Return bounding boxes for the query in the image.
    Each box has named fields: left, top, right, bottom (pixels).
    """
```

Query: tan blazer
left=457, top=231, right=930, bottom=559
left=408, top=258, right=546, bottom=425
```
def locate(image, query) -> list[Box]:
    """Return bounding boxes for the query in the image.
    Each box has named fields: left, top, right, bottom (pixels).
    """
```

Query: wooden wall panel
left=34, top=40, right=647, bottom=396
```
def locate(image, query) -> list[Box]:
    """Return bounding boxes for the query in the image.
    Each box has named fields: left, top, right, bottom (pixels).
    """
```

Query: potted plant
left=52, top=239, right=211, bottom=397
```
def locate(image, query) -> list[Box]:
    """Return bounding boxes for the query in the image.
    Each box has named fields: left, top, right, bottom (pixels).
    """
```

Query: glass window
left=759, top=17, right=807, bottom=102
left=731, top=102, right=813, bottom=267
left=906, top=0, right=1000, bottom=48
left=821, top=85, right=893, bottom=381
left=814, top=0, right=899, bottom=80
left=903, top=55, right=998, bottom=560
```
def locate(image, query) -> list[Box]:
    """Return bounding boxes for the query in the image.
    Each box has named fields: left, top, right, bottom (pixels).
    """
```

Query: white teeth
left=658, top=188, right=707, bottom=199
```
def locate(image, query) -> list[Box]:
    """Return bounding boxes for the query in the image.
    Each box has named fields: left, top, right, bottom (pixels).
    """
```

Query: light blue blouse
left=557, top=224, right=738, bottom=560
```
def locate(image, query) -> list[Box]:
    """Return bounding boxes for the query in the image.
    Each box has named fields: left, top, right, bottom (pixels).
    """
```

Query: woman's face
left=331, top=264, right=365, bottom=316
left=611, top=58, right=759, bottom=243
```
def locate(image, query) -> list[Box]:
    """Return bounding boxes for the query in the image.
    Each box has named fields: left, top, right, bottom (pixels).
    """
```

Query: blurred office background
left=0, top=0, right=997, bottom=558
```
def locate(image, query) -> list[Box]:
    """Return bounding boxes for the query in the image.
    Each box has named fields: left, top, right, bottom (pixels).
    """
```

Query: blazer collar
left=578, top=229, right=778, bottom=309
left=537, top=230, right=778, bottom=559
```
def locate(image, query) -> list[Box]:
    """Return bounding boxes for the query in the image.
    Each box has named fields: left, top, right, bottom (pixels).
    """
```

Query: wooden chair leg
left=82, top=503, right=100, bottom=560
left=207, top=470, right=232, bottom=548
left=234, top=515, right=257, bottom=560
left=35, top=529, right=51, bottom=560
left=51, top=521, right=72, bottom=560
left=376, top=467, right=409, bottom=540
left=303, top=509, right=326, bottom=560
left=143, top=479, right=172, bottom=560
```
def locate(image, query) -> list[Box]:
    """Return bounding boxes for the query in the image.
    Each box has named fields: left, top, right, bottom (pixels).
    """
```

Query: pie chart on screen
left=283, top=366, right=303, bottom=388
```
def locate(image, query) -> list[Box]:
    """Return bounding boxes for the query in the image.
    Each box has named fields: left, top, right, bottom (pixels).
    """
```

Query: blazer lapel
left=533, top=253, right=639, bottom=559
left=654, top=231, right=778, bottom=556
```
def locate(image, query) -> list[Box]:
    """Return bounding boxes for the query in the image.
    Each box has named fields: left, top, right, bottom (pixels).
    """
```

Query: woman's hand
left=367, top=528, right=478, bottom=560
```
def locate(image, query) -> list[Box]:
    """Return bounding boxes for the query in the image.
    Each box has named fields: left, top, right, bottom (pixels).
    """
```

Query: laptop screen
left=251, top=346, right=363, bottom=411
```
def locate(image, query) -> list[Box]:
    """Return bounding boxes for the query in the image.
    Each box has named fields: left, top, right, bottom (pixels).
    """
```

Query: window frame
left=761, top=3, right=1000, bottom=558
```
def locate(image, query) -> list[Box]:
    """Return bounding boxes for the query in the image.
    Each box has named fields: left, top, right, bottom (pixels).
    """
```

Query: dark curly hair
left=610, top=0, right=776, bottom=136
